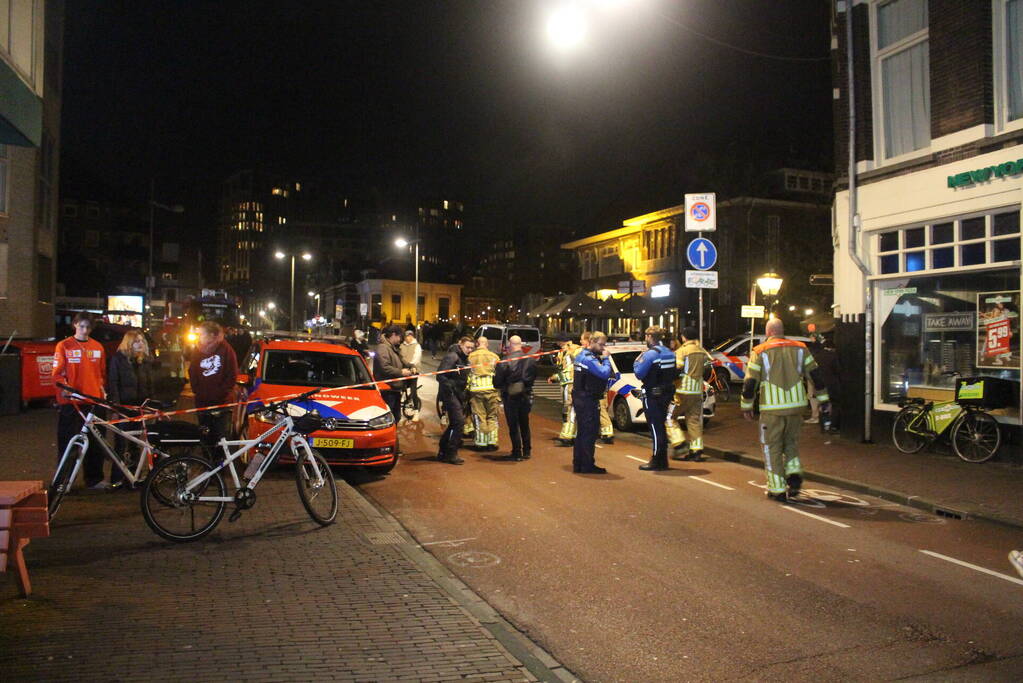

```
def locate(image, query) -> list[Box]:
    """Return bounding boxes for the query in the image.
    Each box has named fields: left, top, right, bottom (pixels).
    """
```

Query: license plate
left=311, top=437, right=354, bottom=449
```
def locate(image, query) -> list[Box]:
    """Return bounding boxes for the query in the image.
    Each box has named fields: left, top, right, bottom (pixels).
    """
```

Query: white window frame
left=993, top=0, right=1023, bottom=134
left=870, top=0, right=932, bottom=165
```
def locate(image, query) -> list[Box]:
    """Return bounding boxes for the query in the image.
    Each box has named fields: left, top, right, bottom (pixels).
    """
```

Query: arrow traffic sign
left=686, top=237, right=717, bottom=271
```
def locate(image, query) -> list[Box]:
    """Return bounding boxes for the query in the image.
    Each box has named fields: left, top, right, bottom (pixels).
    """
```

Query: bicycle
left=48, top=384, right=205, bottom=519
left=707, top=365, right=731, bottom=402
left=140, top=387, right=338, bottom=542
left=400, top=378, right=421, bottom=421
left=891, top=373, right=1002, bottom=463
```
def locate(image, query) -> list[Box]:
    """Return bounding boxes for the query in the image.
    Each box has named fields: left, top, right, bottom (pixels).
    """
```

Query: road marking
left=626, top=455, right=646, bottom=463
left=422, top=537, right=477, bottom=547
left=919, top=550, right=1023, bottom=587
left=782, top=505, right=851, bottom=528
left=689, top=476, right=735, bottom=491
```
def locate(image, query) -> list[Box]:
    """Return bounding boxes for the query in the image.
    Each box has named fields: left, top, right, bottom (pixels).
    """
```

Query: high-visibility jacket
left=554, top=343, right=580, bottom=385
left=467, top=348, right=500, bottom=392
left=674, top=340, right=711, bottom=396
left=740, top=337, right=830, bottom=415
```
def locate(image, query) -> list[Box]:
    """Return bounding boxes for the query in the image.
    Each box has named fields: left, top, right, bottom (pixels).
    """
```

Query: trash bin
left=0, top=353, right=21, bottom=415
left=8, top=340, right=57, bottom=406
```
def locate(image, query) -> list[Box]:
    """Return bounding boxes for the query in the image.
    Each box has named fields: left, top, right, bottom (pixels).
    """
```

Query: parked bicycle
left=400, top=378, right=421, bottom=421
left=48, top=383, right=204, bottom=519
left=707, top=364, right=731, bottom=402
left=891, top=372, right=1003, bottom=463
left=140, top=387, right=338, bottom=542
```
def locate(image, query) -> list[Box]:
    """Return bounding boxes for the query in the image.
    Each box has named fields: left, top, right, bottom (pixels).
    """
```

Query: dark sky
left=61, top=0, right=833, bottom=233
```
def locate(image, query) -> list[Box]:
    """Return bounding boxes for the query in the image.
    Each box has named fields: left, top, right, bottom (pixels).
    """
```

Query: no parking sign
left=684, top=193, right=716, bottom=232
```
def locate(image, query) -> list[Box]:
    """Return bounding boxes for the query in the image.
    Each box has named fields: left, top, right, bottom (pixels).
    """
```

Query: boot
left=786, top=473, right=803, bottom=498
left=639, top=455, right=669, bottom=471
left=683, top=449, right=704, bottom=462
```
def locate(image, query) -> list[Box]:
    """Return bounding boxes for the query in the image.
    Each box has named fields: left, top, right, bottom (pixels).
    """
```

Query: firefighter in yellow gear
left=548, top=332, right=580, bottom=445
left=468, top=337, right=502, bottom=450
left=667, top=326, right=711, bottom=461
left=740, top=319, right=830, bottom=502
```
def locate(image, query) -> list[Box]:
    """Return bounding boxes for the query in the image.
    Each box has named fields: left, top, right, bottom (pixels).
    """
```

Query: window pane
left=961, top=242, right=986, bottom=265
left=878, top=0, right=928, bottom=49
left=882, top=41, right=931, bottom=157
left=879, top=232, right=899, bottom=251
left=993, top=211, right=1020, bottom=236
left=994, top=237, right=1020, bottom=262
left=961, top=216, right=986, bottom=240
left=905, top=227, right=925, bottom=247
left=931, top=246, right=953, bottom=268
left=1008, top=0, right=1022, bottom=121
left=905, top=251, right=925, bottom=272
left=931, top=222, right=953, bottom=243
left=881, top=254, right=900, bottom=273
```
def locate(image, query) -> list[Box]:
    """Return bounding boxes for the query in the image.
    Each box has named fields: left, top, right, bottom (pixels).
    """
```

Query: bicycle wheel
left=294, top=448, right=338, bottom=526
left=141, top=455, right=227, bottom=542
left=715, top=377, right=731, bottom=402
left=401, top=393, right=417, bottom=420
left=891, top=406, right=929, bottom=454
left=951, top=411, right=1001, bottom=463
left=48, top=442, right=85, bottom=519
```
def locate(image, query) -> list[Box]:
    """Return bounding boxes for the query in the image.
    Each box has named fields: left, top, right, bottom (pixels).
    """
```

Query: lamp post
left=147, top=181, right=184, bottom=327
left=394, top=238, right=421, bottom=326
left=750, top=272, right=783, bottom=353
left=275, top=251, right=312, bottom=332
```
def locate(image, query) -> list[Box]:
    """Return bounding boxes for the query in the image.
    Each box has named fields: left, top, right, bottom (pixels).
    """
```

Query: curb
left=705, top=446, right=1023, bottom=531
left=343, top=481, right=579, bottom=683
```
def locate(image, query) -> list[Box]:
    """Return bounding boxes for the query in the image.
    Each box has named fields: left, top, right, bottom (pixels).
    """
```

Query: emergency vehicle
left=709, top=334, right=813, bottom=382
left=473, top=324, right=542, bottom=355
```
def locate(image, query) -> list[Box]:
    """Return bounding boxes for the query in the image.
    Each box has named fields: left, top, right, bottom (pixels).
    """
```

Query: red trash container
left=10, top=341, right=58, bottom=406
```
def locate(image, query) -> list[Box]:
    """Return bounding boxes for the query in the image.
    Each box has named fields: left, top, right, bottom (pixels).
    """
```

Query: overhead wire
left=653, top=9, right=831, bottom=63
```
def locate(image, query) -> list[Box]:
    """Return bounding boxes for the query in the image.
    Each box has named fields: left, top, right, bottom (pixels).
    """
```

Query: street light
left=546, top=4, right=587, bottom=51
left=275, top=251, right=312, bottom=332
left=395, top=237, right=421, bottom=326
left=147, top=182, right=184, bottom=326
left=748, top=273, right=784, bottom=350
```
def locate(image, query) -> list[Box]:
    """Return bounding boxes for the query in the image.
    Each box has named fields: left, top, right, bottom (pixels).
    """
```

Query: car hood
left=249, top=382, right=390, bottom=421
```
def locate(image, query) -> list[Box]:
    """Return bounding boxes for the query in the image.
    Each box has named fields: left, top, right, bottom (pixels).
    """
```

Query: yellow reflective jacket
left=674, top=340, right=710, bottom=395
left=468, top=348, right=500, bottom=392
left=740, top=337, right=829, bottom=415
left=554, top=343, right=580, bottom=385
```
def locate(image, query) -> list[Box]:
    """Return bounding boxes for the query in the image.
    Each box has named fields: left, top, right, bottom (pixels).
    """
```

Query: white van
left=473, top=324, right=542, bottom=355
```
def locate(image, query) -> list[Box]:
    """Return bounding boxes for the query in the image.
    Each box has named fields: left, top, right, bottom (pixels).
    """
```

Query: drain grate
left=365, top=531, right=406, bottom=545
left=933, top=507, right=965, bottom=520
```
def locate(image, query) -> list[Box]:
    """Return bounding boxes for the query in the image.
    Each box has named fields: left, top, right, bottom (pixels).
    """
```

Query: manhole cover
left=365, top=532, right=405, bottom=545
left=448, top=551, right=501, bottom=568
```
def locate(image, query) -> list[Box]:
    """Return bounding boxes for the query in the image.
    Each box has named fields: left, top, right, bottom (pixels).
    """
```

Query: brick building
left=831, top=0, right=1023, bottom=440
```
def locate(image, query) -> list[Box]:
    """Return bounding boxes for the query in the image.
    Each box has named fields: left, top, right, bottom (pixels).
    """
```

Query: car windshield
left=480, top=327, right=502, bottom=341
left=710, top=335, right=747, bottom=352
left=508, top=327, right=540, bottom=343
left=263, top=350, right=373, bottom=388
left=611, top=351, right=637, bottom=374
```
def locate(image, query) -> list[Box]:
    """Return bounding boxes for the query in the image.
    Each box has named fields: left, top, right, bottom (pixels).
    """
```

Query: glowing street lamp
left=756, top=273, right=783, bottom=297
left=395, top=237, right=422, bottom=326
left=275, top=251, right=312, bottom=331
left=546, top=4, right=587, bottom=51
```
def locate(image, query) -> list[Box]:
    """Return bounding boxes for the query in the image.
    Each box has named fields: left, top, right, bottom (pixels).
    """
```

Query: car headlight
left=368, top=412, right=394, bottom=429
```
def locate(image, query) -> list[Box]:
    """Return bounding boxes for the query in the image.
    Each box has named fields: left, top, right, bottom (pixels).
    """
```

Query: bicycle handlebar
left=263, top=387, right=325, bottom=415
left=57, top=382, right=166, bottom=417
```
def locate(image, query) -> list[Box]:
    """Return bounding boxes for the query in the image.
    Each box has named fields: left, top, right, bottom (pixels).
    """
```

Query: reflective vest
left=741, top=337, right=820, bottom=415
left=468, top=348, right=500, bottom=392
left=554, top=343, right=580, bottom=385
left=675, top=340, right=710, bottom=396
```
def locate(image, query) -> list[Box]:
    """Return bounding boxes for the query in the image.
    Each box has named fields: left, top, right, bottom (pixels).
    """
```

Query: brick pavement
left=0, top=410, right=566, bottom=682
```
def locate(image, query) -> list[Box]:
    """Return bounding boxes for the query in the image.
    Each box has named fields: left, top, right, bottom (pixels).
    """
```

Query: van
left=473, top=324, right=542, bottom=355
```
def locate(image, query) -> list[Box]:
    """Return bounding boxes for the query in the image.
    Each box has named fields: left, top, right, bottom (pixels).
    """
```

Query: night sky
left=61, top=0, right=832, bottom=237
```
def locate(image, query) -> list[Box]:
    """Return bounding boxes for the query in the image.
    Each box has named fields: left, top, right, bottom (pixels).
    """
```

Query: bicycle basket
left=955, top=377, right=1015, bottom=409
left=292, top=412, right=324, bottom=434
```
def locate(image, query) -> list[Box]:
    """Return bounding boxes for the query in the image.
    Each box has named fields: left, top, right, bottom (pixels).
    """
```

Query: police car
left=710, top=334, right=813, bottom=382
left=605, top=344, right=716, bottom=432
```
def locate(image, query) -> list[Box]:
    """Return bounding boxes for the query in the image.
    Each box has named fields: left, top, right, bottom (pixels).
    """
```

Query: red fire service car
left=235, top=339, right=398, bottom=473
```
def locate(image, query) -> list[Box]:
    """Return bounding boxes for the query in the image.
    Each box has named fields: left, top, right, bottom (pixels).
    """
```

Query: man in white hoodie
left=400, top=331, right=423, bottom=421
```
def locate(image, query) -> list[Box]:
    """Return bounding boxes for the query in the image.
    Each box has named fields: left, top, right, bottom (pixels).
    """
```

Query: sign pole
left=698, top=288, right=704, bottom=347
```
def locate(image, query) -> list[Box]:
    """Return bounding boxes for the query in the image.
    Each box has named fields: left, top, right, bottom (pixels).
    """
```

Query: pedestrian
left=351, top=329, right=370, bottom=358
left=572, top=331, right=613, bottom=474
left=436, top=336, right=475, bottom=464
left=468, top=337, right=501, bottom=450
left=547, top=332, right=580, bottom=446
left=373, top=324, right=413, bottom=425
left=635, top=326, right=678, bottom=471
left=106, top=329, right=155, bottom=488
left=580, top=330, right=615, bottom=444
left=189, top=320, right=239, bottom=459
left=52, top=312, right=108, bottom=489
left=813, top=333, right=841, bottom=433
left=494, top=335, right=537, bottom=460
left=400, top=330, right=423, bottom=422
left=667, top=327, right=712, bottom=461
left=740, top=318, right=830, bottom=502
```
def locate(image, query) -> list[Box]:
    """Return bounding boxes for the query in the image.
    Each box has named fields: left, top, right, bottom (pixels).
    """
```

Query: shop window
left=993, top=211, right=1020, bottom=236
left=961, top=242, right=986, bottom=266
left=931, top=222, right=953, bottom=244
left=904, top=227, right=925, bottom=248
left=875, top=209, right=1021, bottom=274
left=881, top=254, right=900, bottom=274
left=371, top=294, right=382, bottom=321
left=961, top=217, right=986, bottom=240
left=993, top=238, right=1020, bottom=262
left=931, top=247, right=953, bottom=269
left=879, top=232, right=899, bottom=252
left=391, top=293, right=402, bottom=321
left=905, top=251, right=925, bottom=271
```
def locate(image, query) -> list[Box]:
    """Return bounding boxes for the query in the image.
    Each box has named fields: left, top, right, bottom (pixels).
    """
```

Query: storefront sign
left=741, top=305, right=765, bottom=318
left=976, top=291, right=1020, bottom=369
left=650, top=284, right=672, bottom=298
left=923, top=312, right=975, bottom=332
left=883, top=287, right=917, bottom=296
left=947, top=159, right=1023, bottom=188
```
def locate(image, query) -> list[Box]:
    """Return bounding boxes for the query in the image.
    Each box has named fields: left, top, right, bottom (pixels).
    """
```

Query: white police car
left=709, top=334, right=813, bottom=382
left=605, top=344, right=716, bottom=431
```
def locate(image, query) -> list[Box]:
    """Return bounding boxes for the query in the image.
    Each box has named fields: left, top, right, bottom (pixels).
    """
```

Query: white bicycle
left=140, top=387, right=338, bottom=542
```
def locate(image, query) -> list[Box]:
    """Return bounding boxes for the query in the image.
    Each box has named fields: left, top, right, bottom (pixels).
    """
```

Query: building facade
left=354, top=279, right=462, bottom=327
left=0, top=0, right=62, bottom=339
left=831, top=0, right=1023, bottom=437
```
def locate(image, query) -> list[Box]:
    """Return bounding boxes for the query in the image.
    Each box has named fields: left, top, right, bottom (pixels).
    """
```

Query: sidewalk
left=0, top=410, right=574, bottom=682
left=703, top=401, right=1023, bottom=529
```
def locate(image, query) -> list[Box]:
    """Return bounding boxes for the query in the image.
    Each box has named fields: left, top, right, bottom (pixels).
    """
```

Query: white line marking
left=689, top=476, right=735, bottom=491
left=422, top=537, right=477, bottom=547
left=626, top=455, right=646, bottom=463
left=919, top=550, right=1023, bottom=587
left=782, top=505, right=851, bottom=528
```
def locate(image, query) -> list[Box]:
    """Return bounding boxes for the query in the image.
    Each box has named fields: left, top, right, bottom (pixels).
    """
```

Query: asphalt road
left=358, top=358, right=1023, bottom=681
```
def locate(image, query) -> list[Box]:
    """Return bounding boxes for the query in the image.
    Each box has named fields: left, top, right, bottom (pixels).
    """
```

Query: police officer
left=580, top=330, right=615, bottom=444
left=572, top=331, right=613, bottom=474
left=634, top=326, right=679, bottom=471
left=547, top=332, right=580, bottom=446
left=468, top=337, right=502, bottom=450
left=667, top=326, right=712, bottom=461
left=741, top=318, right=830, bottom=501
left=436, top=336, right=475, bottom=465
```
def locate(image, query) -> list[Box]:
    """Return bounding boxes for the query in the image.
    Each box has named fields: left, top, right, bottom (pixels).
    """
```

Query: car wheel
left=613, top=397, right=633, bottom=432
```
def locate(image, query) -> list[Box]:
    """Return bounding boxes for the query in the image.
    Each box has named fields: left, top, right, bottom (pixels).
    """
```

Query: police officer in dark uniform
left=436, top=335, right=475, bottom=465
left=635, top=326, right=679, bottom=471
left=572, top=331, right=613, bottom=474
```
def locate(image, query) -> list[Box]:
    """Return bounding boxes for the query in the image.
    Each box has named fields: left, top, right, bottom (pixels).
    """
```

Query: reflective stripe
left=469, top=375, right=494, bottom=391
left=816, top=392, right=830, bottom=402
left=747, top=362, right=761, bottom=372
left=677, top=375, right=702, bottom=395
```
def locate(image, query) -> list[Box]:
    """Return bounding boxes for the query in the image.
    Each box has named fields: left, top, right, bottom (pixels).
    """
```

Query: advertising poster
left=976, top=291, right=1020, bottom=369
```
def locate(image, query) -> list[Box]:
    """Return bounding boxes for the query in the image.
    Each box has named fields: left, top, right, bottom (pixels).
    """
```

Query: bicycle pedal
left=228, top=508, right=243, bottom=523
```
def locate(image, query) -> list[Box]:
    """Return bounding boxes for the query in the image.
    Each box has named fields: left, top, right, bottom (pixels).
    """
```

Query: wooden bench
left=0, top=481, right=49, bottom=597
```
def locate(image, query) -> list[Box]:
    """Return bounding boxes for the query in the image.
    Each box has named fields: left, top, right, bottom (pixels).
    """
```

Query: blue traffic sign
left=686, top=237, right=717, bottom=271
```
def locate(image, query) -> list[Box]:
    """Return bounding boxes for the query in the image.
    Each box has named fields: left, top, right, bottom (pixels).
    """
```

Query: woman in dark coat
left=107, top=329, right=155, bottom=488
